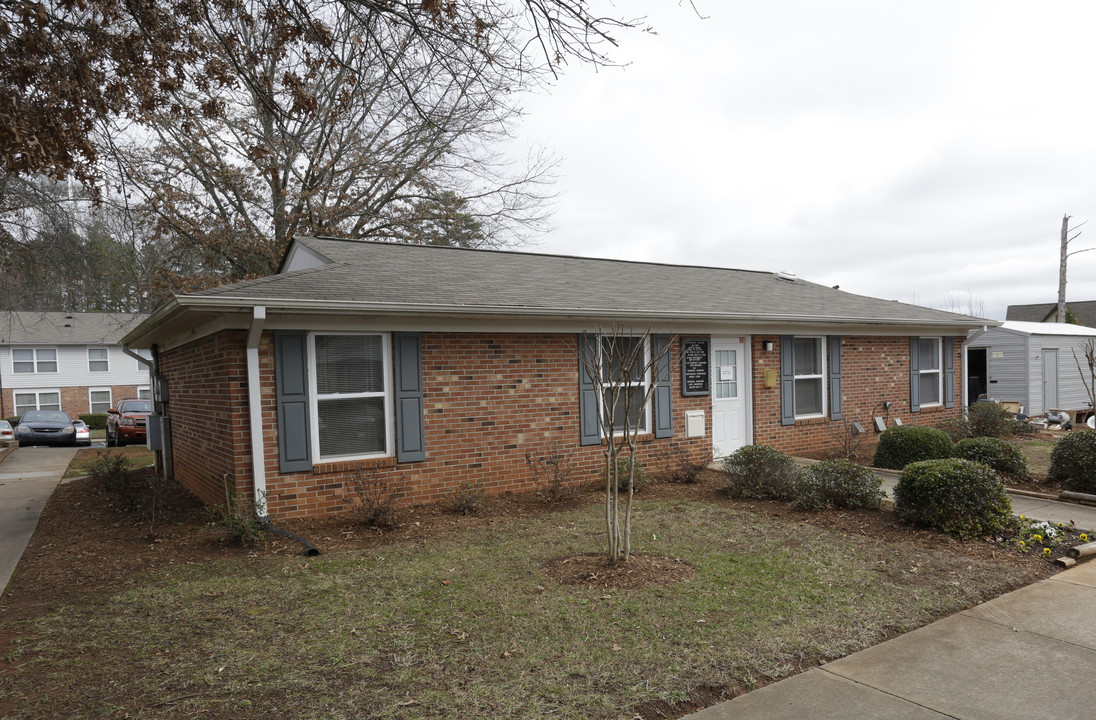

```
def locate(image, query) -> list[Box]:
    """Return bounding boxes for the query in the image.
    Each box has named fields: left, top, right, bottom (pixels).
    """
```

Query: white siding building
left=966, top=321, right=1096, bottom=417
left=0, top=312, right=150, bottom=420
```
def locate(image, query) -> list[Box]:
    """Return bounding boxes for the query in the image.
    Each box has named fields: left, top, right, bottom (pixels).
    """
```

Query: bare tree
left=579, top=328, right=673, bottom=562
left=1057, top=214, right=1092, bottom=322
left=1, top=0, right=646, bottom=191
left=108, top=1, right=555, bottom=289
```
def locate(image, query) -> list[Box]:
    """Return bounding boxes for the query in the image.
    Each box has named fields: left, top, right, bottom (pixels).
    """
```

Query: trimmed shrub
left=78, top=413, right=108, bottom=430
left=893, top=458, right=1014, bottom=538
left=952, top=437, right=1029, bottom=481
left=721, top=445, right=799, bottom=500
left=1049, top=429, right=1096, bottom=493
left=872, top=425, right=953, bottom=470
left=794, top=459, right=885, bottom=511
left=5, top=417, right=18, bottom=426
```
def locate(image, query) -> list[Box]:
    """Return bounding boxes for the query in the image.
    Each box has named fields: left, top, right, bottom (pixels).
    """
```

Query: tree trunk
left=1059, top=214, right=1070, bottom=323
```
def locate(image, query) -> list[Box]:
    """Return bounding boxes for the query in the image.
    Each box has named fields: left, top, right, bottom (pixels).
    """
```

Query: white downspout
left=247, top=307, right=268, bottom=518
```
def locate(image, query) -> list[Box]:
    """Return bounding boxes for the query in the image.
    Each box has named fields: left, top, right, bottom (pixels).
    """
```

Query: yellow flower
left=1033, top=534, right=1043, bottom=542
left=1020, top=515, right=1026, bottom=520
left=1018, top=541, right=1026, bottom=548
left=1043, top=548, right=1053, bottom=557
left=1082, top=534, right=1089, bottom=542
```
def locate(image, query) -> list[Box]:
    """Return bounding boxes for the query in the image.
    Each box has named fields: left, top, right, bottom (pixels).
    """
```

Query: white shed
left=965, top=321, right=1096, bottom=417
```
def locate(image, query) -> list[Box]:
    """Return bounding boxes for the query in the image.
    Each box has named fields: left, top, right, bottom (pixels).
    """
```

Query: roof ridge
left=300, top=236, right=778, bottom=277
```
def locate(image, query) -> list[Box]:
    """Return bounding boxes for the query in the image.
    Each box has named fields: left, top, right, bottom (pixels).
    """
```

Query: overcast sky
left=509, top=0, right=1096, bottom=321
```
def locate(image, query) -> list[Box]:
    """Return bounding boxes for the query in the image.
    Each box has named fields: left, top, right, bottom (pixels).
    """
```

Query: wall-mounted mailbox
left=685, top=410, right=705, bottom=439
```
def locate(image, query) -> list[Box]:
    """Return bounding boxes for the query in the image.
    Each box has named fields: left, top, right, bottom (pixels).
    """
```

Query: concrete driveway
left=0, top=445, right=79, bottom=595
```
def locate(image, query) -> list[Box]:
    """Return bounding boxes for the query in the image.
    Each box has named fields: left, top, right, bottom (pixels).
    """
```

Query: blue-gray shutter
left=578, top=334, right=601, bottom=445
left=828, top=335, right=843, bottom=420
left=909, top=337, right=921, bottom=413
left=944, top=336, right=955, bottom=409
left=780, top=335, right=795, bottom=426
left=393, top=332, right=426, bottom=463
left=274, top=330, right=312, bottom=473
left=652, top=334, right=673, bottom=438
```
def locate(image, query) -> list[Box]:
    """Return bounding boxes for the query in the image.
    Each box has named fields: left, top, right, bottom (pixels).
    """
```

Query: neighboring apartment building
left=0, top=312, right=151, bottom=419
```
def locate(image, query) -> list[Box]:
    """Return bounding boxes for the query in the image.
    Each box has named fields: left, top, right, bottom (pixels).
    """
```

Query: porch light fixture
left=762, top=341, right=774, bottom=351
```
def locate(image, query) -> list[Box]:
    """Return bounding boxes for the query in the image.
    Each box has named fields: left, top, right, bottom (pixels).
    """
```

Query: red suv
left=106, top=399, right=152, bottom=446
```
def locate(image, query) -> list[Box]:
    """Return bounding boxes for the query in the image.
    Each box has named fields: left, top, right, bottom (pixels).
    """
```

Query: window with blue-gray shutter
left=828, top=336, right=843, bottom=420
left=652, top=334, right=673, bottom=438
left=909, top=337, right=921, bottom=413
left=944, top=337, right=955, bottom=409
left=393, top=332, right=426, bottom=462
left=780, top=336, right=795, bottom=425
left=274, top=330, right=313, bottom=473
left=578, top=334, right=601, bottom=445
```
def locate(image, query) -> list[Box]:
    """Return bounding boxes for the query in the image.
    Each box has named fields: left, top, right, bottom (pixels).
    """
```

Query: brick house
left=0, top=311, right=151, bottom=420
left=122, top=238, right=994, bottom=520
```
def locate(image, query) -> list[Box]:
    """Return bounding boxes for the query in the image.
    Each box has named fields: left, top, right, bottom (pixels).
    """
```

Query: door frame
left=710, top=335, right=754, bottom=457
left=1043, top=347, right=1059, bottom=411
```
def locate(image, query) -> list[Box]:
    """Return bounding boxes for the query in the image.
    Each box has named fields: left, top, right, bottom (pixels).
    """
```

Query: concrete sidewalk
left=0, top=445, right=78, bottom=596
left=688, top=464, right=1096, bottom=719
left=687, top=559, right=1096, bottom=719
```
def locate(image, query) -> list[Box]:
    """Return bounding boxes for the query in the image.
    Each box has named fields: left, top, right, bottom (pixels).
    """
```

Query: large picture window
left=917, top=338, right=942, bottom=406
left=599, top=335, right=650, bottom=434
left=792, top=337, right=826, bottom=418
left=310, top=333, right=391, bottom=460
left=13, top=348, right=57, bottom=374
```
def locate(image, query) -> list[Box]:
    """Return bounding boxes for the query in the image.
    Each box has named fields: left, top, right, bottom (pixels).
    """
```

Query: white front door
left=712, top=337, right=749, bottom=458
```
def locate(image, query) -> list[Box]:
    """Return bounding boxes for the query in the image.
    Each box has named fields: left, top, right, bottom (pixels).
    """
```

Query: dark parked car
left=106, top=399, right=152, bottom=446
left=16, top=411, right=78, bottom=447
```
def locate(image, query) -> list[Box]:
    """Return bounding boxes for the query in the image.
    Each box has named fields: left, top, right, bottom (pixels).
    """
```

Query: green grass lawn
left=1, top=498, right=1037, bottom=719
left=64, top=445, right=156, bottom=478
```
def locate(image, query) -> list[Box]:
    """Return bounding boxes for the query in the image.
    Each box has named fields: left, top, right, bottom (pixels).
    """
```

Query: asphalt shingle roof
left=186, top=237, right=989, bottom=327
left=0, top=312, right=147, bottom=345
left=1006, top=301, right=1096, bottom=327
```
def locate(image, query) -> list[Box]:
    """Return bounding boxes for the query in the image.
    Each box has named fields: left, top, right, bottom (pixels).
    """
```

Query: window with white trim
left=13, top=348, right=58, bottom=374
left=792, top=337, right=826, bottom=418
left=599, top=335, right=650, bottom=434
left=916, top=337, right=942, bottom=406
left=310, top=333, right=391, bottom=460
left=137, top=386, right=151, bottom=400
left=15, top=390, right=61, bottom=416
left=88, top=346, right=109, bottom=372
left=89, top=388, right=112, bottom=414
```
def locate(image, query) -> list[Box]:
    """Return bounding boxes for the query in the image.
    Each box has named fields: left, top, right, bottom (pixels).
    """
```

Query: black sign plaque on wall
left=681, top=337, right=710, bottom=396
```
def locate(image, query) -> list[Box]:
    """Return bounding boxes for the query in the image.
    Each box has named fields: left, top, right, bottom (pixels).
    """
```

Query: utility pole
left=1058, top=214, right=1092, bottom=322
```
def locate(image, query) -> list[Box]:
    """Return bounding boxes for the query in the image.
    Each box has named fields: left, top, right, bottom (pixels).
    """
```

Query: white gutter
left=122, top=346, right=155, bottom=375
left=246, top=306, right=268, bottom=518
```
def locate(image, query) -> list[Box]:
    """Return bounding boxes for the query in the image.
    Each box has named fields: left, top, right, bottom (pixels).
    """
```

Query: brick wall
left=751, top=335, right=965, bottom=455
left=158, top=331, right=252, bottom=508
left=163, top=331, right=711, bottom=520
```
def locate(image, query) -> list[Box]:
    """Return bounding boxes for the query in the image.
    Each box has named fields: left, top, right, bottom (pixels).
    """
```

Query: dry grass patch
left=1, top=496, right=1045, bottom=720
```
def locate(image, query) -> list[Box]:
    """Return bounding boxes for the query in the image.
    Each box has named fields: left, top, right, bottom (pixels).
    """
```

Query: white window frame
left=89, top=387, right=113, bottom=414
left=12, top=347, right=58, bottom=374
left=597, top=334, right=651, bottom=436
left=133, top=348, right=153, bottom=370
left=14, top=389, right=62, bottom=416
left=792, top=336, right=827, bottom=419
left=88, top=346, right=110, bottom=372
left=307, top=332, right=393, bottom=462
left=917, top=337, right=943, bottom=408
left=137, top=386, right=151, bottom=400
